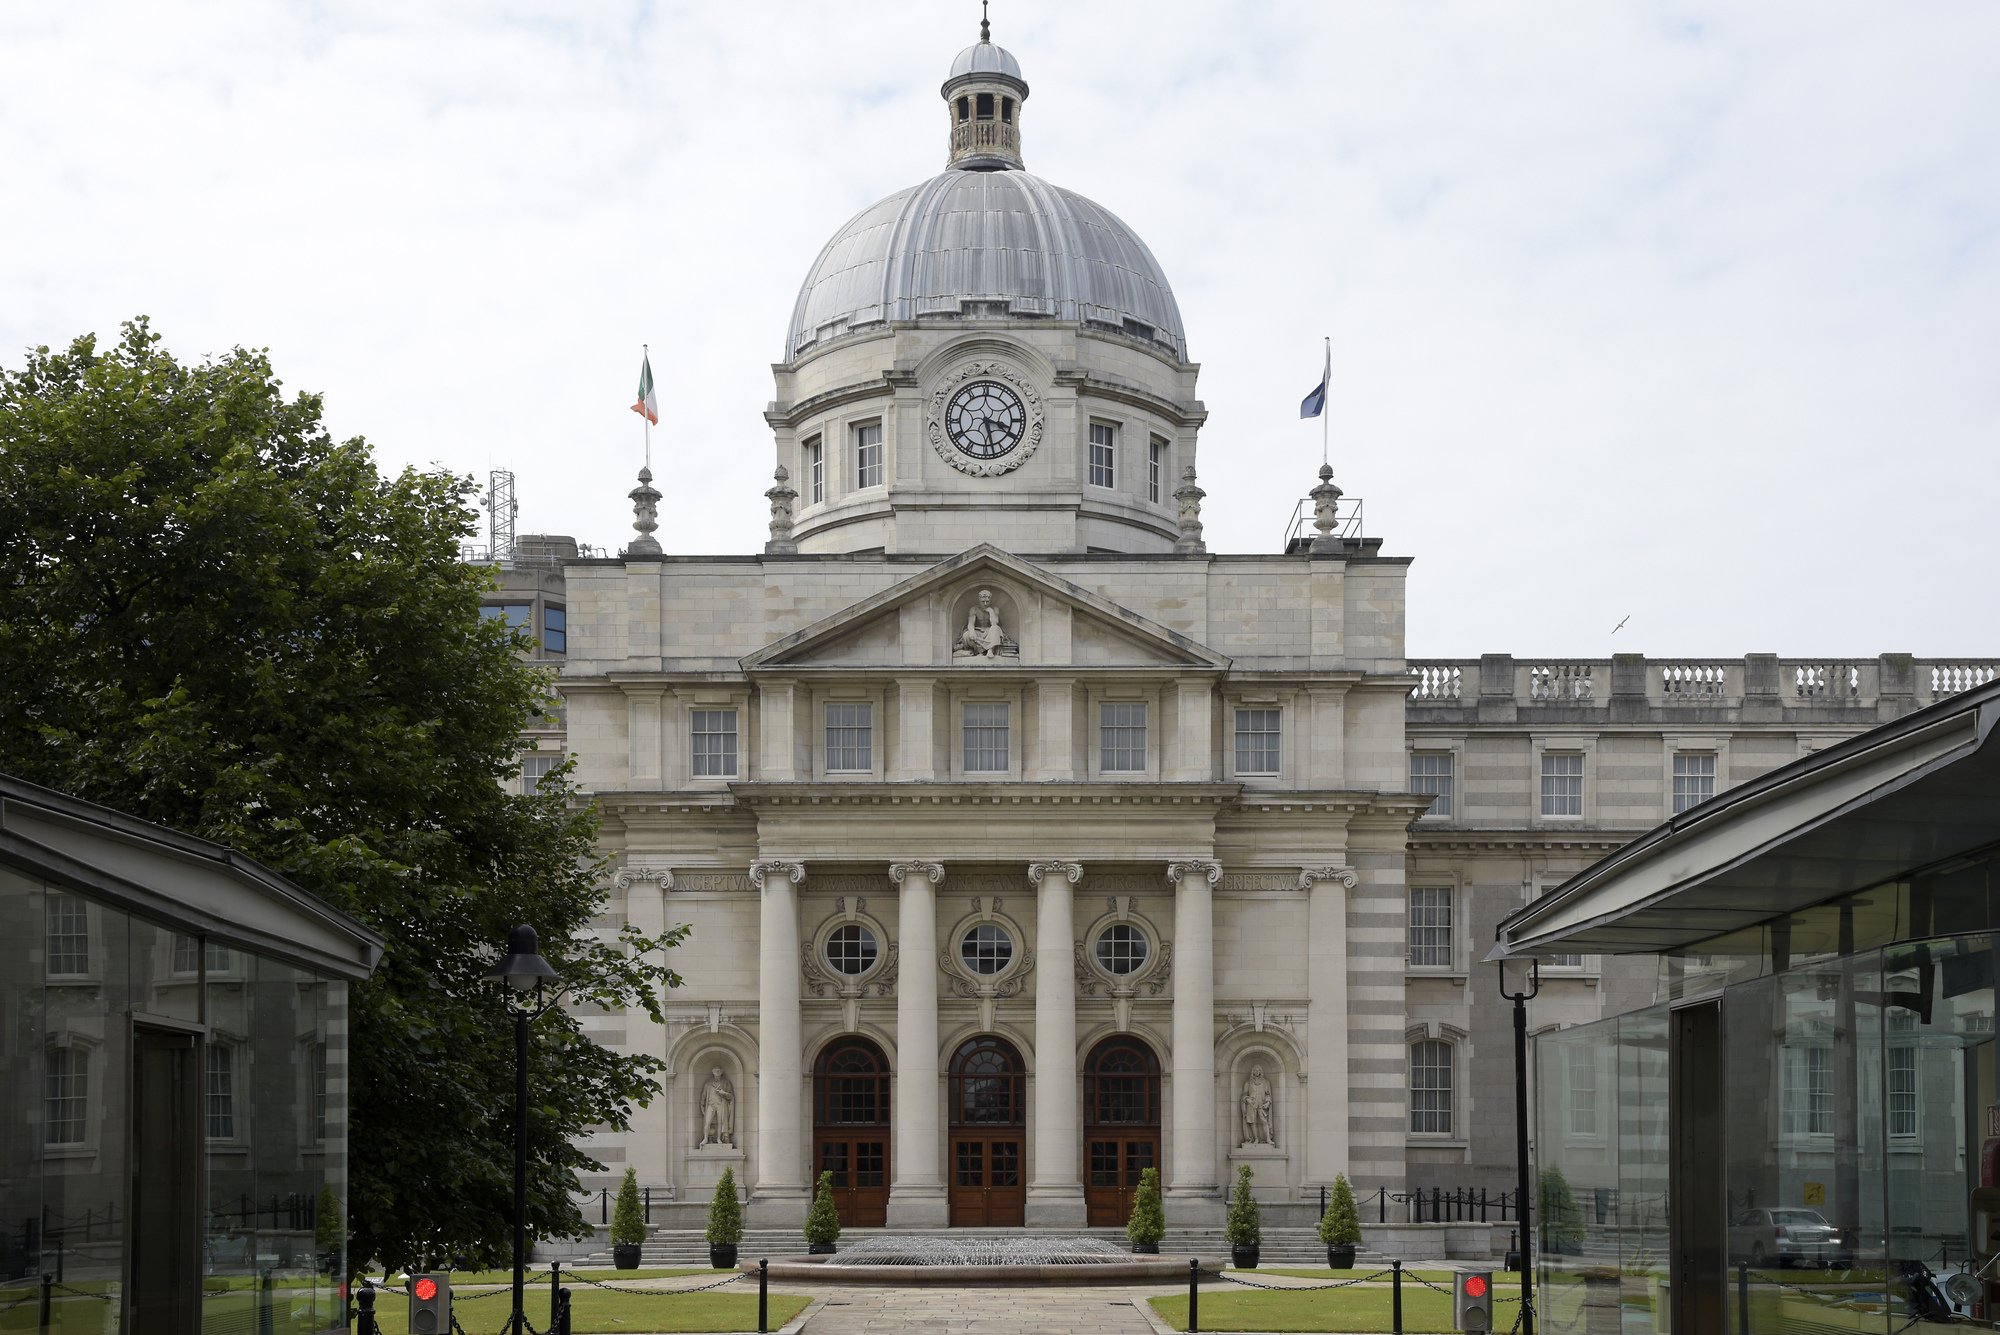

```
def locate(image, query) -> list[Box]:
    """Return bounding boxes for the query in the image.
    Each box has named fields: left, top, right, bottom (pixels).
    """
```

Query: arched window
left=1410, top=1040, right=1454, bottom=1135
left=815, top=1038, right=889, bottom=1127
left=1085, top=1038, right=1159, bottom=1126
left=950, top=1035, right=1025, bottom=1125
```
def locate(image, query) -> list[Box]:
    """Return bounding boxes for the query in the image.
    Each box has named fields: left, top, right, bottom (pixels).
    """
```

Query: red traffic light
left=1463, top=1274, right=1489, bottom=1299
left=413, top=1277, right=438, bottom=1302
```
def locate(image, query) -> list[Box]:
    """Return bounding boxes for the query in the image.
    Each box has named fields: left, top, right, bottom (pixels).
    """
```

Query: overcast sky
left=5, top=1, right=1995, bottom=658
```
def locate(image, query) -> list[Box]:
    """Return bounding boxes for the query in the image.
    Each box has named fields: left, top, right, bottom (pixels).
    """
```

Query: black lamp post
left=487, top=925, right=560, bottom=1335
left=1498, top=957, right=1540, bottom=1335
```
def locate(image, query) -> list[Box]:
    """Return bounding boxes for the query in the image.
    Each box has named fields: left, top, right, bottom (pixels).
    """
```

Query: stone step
left=571, top=1226, right=1367, bottom=1269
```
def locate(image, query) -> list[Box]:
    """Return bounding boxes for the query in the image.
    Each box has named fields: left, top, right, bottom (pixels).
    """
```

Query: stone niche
left=1225, top=1046, right=1294, bottom=1203
left=946, top=583, right=1021, bottom=662
left=683, top=1045, right=746, bottom=1200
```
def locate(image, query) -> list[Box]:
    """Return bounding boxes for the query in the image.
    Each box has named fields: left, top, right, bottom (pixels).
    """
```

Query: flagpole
left=1321, top=335, right=1330, bottom=468
left=642, top=343, right=652, bottom=471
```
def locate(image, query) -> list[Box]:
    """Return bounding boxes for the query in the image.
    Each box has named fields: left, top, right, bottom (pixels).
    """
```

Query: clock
left=944, top=380, right=1027, bottom=460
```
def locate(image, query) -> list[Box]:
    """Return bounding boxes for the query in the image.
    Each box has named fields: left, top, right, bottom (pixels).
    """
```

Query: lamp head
left=488, top=924, right=559, bottom=992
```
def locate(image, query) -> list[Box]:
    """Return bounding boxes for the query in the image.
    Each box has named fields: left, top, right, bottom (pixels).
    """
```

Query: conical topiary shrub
left=1319, top=1173, right=1362, bottom=1268
left=1225, top=1163, right=1262, bottom=1267
left=1126, top=1166, right=1165, bottom=1252
left=1539, top=1166, right=1585, bottom=1254
left=610, top=1167, right=646, bottom=1269
left=803, top=1170, right=842, bottom=1254
left=705, top=1167, right=743, bottom=1268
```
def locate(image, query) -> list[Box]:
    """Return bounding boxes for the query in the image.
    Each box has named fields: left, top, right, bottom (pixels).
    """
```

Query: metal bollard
left=758, top=1258, right=769, bottom=1334
left=258, top=1266, right=275, bottom=1335
left=557, top=1287, right=573, bottom=1335
left=356, top=1283, right=378, bottom=1335
left=1737, top=1261, right=1750, bottom=1334
left=1188, top=1257, right=1200, bottom=1333
left=550, top=1260, right=561, bottom=1334
left=1392, top=1259, right=1403, bottom=1335
left=38, top=1273, right=51, bottom=1335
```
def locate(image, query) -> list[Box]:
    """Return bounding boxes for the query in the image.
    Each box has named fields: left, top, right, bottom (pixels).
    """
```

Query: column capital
left=1165, top=859, right=1222, bottom=887
left=748, top=859, right=806, bottom=892
left=611, top=863, right=674, bottom=892
left=1027, top=861, right=1083, bottom=887
left=888, top=861, right=945, bottom=886
left=1297, top=865, right=1358, bottom=890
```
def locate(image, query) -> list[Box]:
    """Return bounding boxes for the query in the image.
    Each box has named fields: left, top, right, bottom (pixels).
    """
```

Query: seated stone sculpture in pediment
left=952, top=587, right=1020, bottom=661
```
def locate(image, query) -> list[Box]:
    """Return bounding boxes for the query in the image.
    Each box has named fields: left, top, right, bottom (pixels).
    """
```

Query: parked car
left=1729, top=1207, right=1844, bottom=1268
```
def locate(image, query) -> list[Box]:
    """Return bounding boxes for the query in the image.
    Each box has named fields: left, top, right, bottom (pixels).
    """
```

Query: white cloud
left=3, top=0, right=1995, bottom=656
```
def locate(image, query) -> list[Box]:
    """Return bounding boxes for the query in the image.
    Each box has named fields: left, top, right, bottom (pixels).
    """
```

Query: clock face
left=944, top=381, right=1027, bottom=460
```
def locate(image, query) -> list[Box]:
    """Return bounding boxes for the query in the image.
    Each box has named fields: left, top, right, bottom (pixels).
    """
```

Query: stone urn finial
left=1309, top=463, right=1344, bottom=553
left=765, top=465, right=798, bottom=555
left=624, top=466, right=663, bottom=556
left=1173, top=464, right=1207, bottom=554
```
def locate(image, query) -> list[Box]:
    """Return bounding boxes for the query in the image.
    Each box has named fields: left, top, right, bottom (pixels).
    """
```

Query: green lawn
left=1151, top=1273, right=1524, bottom=1334
left=1244, top=1267, right=1506, bottom=1283
left=361, top=1287, right=809, bottom=1335
left=365, top=1265, right=714, bottom=1286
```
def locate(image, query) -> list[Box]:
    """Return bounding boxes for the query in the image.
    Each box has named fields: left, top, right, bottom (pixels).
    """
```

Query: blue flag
left=1299, top=342, right=1330, bottom=419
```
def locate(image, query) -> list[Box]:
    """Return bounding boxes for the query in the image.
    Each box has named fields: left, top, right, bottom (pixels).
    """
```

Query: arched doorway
left=948, top=1035, right=1026, bottom=1226
left=1084, top=1036, right=1161, bottom=1226
left=813, top=1037, right=890, bottom=1228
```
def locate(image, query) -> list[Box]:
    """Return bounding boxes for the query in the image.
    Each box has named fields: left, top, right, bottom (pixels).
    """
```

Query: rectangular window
left=1540, top=752, right=1584, bottom=816
left=205, top=942, right=235, bottom=973
left=1780, top=1045, right=1832, bottom=1136
left=1089, top=423, right=1116, bottom=488
left=963, top=703, right=1010, bottom=774
left=691, top=709, right=740, bottom=777
left=205, top=1045, right=236, bottom=1141
left=173, top=933, right=200, bottom=974
left=805, top=436, right=824, bottom=504
left=521, top=754, right=559, bottom=795
left=1410, top=752, right=1455, bottom=818
left=44, top=892, right=88, bottom=976
left=1234, top=708, right=1281, bottom=775
left=1407, top=888, right=1454, bottom=968
left=854, top=422, right=883, bottom=489
left=1410, top=1040, right=1453, bottom=1135
left=44, top=1047, right=87, bottom=1146
left=541, top=605, right=566, bottom=655
left=1099, top=702, right=1147, bottom=772
left=312, top=1042, right=329, bottom=1142
left=1888, top=1042, right=1917, bottom=1137
left=1148, top=438, right=1167, bottom=503
left=825, top=703, right=874, bottom=773
left=1545, top=953, right=1585, bottom=968
left=1567, top=1046, right=1598, bottom=1136
left=1672, top=751, right=1716, bottom=814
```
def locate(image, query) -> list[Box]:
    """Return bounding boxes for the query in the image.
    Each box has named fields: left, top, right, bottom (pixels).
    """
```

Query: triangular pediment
left=742, top=545, right=1230, bottom=672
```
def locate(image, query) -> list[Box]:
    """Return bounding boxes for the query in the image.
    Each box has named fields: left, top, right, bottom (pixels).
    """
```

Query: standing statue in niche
left=954, top=588, right=1017, bottom=659
left=1240, top=1065, right=1275, bottom=1146
left=699, top=1067, right=736, bottom=1147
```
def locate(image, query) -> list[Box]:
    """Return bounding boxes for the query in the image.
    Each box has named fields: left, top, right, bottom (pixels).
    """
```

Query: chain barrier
left=53, top=1281, right=115, bottom=1302
left=566, top=1269, right=744, bottom=1297
left=1218, top=1266, right=1395, bottom=1292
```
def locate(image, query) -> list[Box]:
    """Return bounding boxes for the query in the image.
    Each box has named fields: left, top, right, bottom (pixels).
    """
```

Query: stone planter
left=1326, top=1243, right=1356, bottom=1270
left=1232, top=1244, right=1261, bottom=1269
left=807, top=1242, right=836, bottom=1255
left=612, top=1243, right=642, bottom=1270
left=1131, top=1241, right=1160, bottom=1255
left=709, top=1243, right=738, bottom=1270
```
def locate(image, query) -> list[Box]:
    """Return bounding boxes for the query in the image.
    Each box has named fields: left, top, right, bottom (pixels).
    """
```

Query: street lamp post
left=1498, top=958, right=1540, bottom=1335
left=487, top=926, right=560, bottom=1335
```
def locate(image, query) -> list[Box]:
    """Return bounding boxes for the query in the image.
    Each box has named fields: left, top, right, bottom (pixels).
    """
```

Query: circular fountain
left=748, top=1235, right=1221, bottom=1286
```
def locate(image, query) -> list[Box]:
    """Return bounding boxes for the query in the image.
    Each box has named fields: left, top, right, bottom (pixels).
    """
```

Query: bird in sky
left=1612, top=616, right=1631, bottom=634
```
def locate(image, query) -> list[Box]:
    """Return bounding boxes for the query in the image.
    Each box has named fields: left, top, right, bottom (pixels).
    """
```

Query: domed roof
left=786, top=169, right=1188, bottom=361
left=948, top=39, right=1022, bottom=83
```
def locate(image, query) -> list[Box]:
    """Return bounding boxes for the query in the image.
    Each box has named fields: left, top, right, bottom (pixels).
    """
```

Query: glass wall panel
left=0, top=868, right=53, bottom=1312
left=1538, top=1019, right=1616, bottom=1334
left=1617, top=1006, right=1671, bottom=1330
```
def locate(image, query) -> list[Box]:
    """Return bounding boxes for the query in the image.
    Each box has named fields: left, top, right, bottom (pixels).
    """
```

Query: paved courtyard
left=789, top=1282, right=1165, bottom=1335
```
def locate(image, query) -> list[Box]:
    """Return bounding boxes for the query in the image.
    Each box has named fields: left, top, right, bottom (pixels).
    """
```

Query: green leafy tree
left=1319, top=1174, right=1362, bottom=1246
left=705, top=1167, right=743, bottom=1247
left=1224, top=1163, right=1261, bottom=1246
left=610, top=1168, right=647, bottom=1247
left=314, top=1185, right=344, bottom=1264
left=1539, top=1166, right=1586, bottom=1254
left=1126, top=1166, right=1165, bottom=1247
left=803, top=1171, right=842, bottom=1247
left=0, top=320, right=686, bottom=1274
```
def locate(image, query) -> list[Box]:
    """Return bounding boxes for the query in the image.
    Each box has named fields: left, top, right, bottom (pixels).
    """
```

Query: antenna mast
left=487, top=469, right=519, bottom=563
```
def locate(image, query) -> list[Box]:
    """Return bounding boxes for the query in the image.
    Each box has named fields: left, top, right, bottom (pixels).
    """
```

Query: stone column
left=1026, top=860, right=1085, bottom=1224
left=1300, top=866, right=1357, bottom=1191
left=749, top=859, right=807, bottom=1218
left=887, top=860, right=948, bottom=1225
left=1167, top=860, right=1223, bottom=1218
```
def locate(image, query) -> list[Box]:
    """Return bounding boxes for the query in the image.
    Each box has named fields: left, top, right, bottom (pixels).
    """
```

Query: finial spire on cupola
left=943, top=3, right=1028, bottom=171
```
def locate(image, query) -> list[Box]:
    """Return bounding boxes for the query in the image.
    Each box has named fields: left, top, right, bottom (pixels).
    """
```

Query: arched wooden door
left=1084, top=1036, right=1161, bottom=1226
left=813, top=1038, right=890, bottom=1228
left=948, top=1035, right=1026, bottom=1226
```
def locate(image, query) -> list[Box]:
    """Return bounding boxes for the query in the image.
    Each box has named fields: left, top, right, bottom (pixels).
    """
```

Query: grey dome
left=948, top=40, right=1023, bottom=83
left=786, top=169, right=1188, bottom=361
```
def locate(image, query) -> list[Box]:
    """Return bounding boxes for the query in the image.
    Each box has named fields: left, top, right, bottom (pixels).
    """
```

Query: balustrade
left=1929, top=662, right=1997, bottom=698
left=1410, top=663, right=1464, bottom=702
left=1791, top=662, right=1862, bottom=699
left=1528, top=663, right=1595, bottom=703
left=951, top=120, right=1019, bottom=156
left=1660, top=664, right=1729, bottom=699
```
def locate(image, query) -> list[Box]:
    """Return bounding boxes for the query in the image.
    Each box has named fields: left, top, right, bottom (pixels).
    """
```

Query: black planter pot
left=1231, top=1244, right=1261, bottom=1269
left=1132, top=1241, right=1161, bottom=1255
left=807, top=1241, right=836, bottom=1255
left=612, top=1243, right=642, bottom=1270
left=709, top=1243, right=738, bottom=1270
left=1326, top=1243, right=1357, bottom=1270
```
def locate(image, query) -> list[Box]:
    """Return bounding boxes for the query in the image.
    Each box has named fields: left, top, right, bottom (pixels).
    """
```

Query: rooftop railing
left=1408, top=655, right=1996, bottom=712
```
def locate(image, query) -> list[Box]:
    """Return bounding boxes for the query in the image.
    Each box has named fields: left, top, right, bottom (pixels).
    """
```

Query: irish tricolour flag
left=631, top=351, right=659, bottom=425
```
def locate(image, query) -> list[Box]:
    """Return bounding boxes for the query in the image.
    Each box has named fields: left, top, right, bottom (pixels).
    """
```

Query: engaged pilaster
left=1026, top=860, right=1085, bottom=1225
left=887, top=859, right=948, bottom=1226
left=1167, top=859, right=1222, bottom=1216
left=1299, top=865, right=1358, bottom=1191
left=749, top=859, right=807, bottom=1216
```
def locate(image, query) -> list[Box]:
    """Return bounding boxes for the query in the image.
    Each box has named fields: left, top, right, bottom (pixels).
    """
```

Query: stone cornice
left=730, top=782, right=1241, bottom=809
left=1046, top=371, right=1206, bottom=429
left=1407, top=832, right=1635, bottom=854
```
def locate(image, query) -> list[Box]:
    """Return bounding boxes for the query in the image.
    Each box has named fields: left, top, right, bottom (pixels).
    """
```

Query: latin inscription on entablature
left=1217, top=872, right=1300, bottom=893
left=674, top=872, right=755, bottom=894
left=806, top=874, right=883, bottom=896
left=1090, top=873, right=1159, bottom=896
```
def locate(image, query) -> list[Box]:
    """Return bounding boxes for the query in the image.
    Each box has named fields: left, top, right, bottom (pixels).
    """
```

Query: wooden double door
left=814, top=1038, right=890, bottom=1228
left=1084, top=1037, right=1162, bottom=1227
left=948, top=1035, right=1027, bottom=1226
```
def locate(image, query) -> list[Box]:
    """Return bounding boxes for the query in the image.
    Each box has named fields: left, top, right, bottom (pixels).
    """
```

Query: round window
left=1095, top=924, right=1149, bottom=975
left=825, top=924, right=879, bottom=975
left=960, top=924, right=1014, bottom=975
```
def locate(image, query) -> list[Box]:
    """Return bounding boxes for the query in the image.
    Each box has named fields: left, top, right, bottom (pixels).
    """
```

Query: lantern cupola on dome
left=943, top=4, right=1028, bottom=171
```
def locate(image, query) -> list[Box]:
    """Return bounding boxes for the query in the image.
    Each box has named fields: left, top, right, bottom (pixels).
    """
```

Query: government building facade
left=491, top=25, right=1995, bottom=1231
